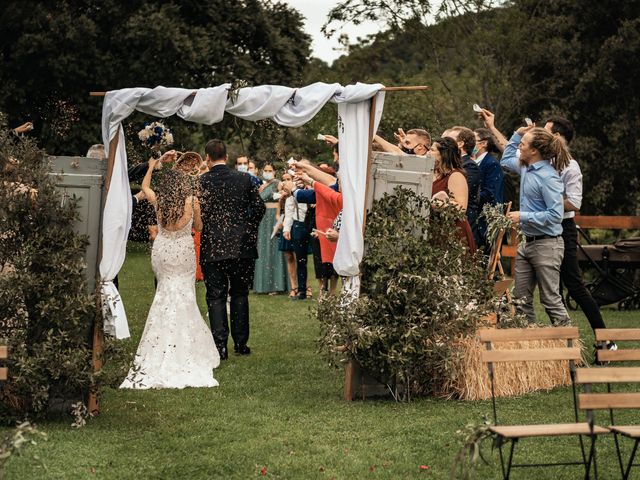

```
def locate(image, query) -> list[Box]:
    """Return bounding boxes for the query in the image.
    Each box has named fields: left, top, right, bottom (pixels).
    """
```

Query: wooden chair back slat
left=0, top=346, right=7, bottom=359
left=482, top=347, right=582, bottom=363
left=0, top=367, right=6, bottom=381
left=595, top=328, right=640, bottom=342
left=478, top=327, right=579, bottom=342
left=579, top=392, right=640, bottom=410
left=598, top=350, right=640, bottom=362
left=576, top=367, right=640, bottom=384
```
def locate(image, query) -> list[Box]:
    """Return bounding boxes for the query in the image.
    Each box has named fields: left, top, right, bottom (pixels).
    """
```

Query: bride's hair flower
left=138, top=121, right=174, bottom=148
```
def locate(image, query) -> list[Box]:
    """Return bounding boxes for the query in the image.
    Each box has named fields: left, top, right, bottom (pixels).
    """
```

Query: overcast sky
left=282, top=0, right=383, bottom=64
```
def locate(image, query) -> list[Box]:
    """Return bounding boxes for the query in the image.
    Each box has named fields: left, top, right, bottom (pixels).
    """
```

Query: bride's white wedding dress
left=120, top=215, right=220, bottom=389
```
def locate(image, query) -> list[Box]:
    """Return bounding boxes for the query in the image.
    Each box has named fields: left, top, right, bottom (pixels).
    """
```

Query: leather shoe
left=234, top=344, right=251, bottom=355
left=218, top=346, right=228, bottom=360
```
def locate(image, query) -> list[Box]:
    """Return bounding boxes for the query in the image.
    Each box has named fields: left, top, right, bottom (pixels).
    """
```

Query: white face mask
left=262, top=172, right=274, bottom=181
left=237, top=164, right=248, bottom=173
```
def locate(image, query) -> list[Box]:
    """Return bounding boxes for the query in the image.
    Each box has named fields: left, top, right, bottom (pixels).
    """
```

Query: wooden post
left=343, top=360, right=356, bottom=401
left=0, top=345, right=7, bottom=381
left=362, top=94, right=378, bottom=234
left=87, top=125, right=120, bottom=415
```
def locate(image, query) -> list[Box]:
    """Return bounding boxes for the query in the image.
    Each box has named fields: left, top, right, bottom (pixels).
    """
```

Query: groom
left=199, top=139, right=265, bottom=360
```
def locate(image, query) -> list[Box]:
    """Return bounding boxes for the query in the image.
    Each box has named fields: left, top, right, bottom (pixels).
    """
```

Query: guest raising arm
left=479, top=109, right=508, bottom=152
left=501, top=125, right=570, bottom=325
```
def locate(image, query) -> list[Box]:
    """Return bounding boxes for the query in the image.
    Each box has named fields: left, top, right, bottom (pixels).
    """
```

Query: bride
left=121, top=151, right=220, bottom=389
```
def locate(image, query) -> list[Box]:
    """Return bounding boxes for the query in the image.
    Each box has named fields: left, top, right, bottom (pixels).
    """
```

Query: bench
left=500, top=215, right=640, bottom=277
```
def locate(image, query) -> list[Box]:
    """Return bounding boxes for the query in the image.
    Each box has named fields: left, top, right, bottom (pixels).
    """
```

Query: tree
left=311, top=0, right=640, bottom=214
left=0, top=0, right=311, bottom=157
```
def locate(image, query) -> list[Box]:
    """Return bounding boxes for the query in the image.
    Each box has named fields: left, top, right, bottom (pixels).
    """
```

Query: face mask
left=262, top=172, right=274, bottom=181
left=400, top=145, right=416, bottom=155
left=472, top=146, right=479, bottom=156
left=237, top=164, right=248, bottom=173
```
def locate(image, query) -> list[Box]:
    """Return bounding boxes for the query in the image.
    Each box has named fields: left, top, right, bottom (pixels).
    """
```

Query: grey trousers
left=513, top=236, right=571, bottom=324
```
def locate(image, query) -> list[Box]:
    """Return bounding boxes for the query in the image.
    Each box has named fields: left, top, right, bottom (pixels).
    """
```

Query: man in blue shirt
left=501, top=124, right=572, bottom=325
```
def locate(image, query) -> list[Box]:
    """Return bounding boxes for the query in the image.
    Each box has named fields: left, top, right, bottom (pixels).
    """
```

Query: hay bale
left=440, top=334, right=584, bottom=401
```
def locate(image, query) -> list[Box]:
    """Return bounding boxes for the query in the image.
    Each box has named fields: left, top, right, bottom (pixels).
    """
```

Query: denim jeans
left=514, top=236, right=571, bottom=324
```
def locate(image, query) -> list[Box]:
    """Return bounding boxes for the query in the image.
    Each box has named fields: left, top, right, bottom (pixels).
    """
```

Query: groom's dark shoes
left=234, top=344, right=251, bottom=355
left=218, top=345, right=228, bottom=360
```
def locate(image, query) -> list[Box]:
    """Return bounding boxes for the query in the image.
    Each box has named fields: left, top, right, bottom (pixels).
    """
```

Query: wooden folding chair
left=0, top=345, right=7, bottom=381
left=587, top=328, right=640, bottom=479
left=479, top=327, right=608, bottom=479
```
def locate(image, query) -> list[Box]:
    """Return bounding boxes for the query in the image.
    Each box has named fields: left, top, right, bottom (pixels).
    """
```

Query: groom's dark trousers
left=202, top=258, right=255, bottom=349
left=199, top=163, right=265, bottom=351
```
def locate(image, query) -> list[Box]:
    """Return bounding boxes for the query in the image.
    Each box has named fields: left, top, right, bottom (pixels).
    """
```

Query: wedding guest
left=444, top=126, right=481, bottom=241
left=477, top=108, right=519, bottom=208
left=478, top=109, right=508, bottom=152
left=253, top=162, right=288, bottom=294
left=282, top=168, right=310, bottom=301
left=544, top=116, right=611, bottom=339
left=277, top=172, right=298, bottom=298
left=374, top=128, right=431, bottom=156
left=291, top=165, right=340, bottom=296
left=86, top=144, right=105, bottom=160
left=248, top=160, right=259, bottom=177
left=501, top=125, right=570, bottom=325
left=473, top=128, right=504, bottom=248
left=430, top=137, right=477, bottom=253
left=236, top=155, right=262, bottom=187
left=12, top=121, right=34, bottom=136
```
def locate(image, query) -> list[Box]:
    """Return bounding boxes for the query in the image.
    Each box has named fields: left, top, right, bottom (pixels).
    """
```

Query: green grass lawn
left=3, top=242, right=639, bottom=479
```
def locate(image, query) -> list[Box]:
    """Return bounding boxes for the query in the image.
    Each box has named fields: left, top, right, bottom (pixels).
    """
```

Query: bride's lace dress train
left=120, top=219, right=220, bottom=389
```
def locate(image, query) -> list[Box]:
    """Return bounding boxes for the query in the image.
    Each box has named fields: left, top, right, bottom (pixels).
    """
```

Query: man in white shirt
left=545, top=117, right=613, bottom=348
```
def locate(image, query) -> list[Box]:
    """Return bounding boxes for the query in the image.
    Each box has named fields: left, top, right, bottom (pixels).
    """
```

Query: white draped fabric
left=100, top=82, right=385, bottom=339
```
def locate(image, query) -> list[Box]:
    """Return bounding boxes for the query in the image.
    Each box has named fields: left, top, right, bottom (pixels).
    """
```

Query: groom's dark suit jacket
left=199, top=164, right=266, bottom=263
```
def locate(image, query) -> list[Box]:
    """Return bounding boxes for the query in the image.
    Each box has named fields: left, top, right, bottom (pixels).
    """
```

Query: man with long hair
left=501, top=124, right=571, bottom=325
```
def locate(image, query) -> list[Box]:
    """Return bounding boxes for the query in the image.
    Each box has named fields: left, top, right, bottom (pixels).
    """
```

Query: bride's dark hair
left=156, top=170, right=194, bottom=227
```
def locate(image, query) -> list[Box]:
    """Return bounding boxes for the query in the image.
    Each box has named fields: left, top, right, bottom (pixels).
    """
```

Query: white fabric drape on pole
left=100, top=82, right=384, bottom=339
left=333, top=86, right=385, bottom=277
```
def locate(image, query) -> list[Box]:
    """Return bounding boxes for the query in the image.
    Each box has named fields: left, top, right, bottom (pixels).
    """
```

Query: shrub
left=317, top=187, right=502, bottom=401
left=0, top=113, right=123, bottom=422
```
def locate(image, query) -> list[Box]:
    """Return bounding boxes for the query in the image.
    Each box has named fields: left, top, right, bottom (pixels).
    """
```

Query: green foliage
left=0, top=0, right=311, bottom=157
left=449, top=415, right=497, bottom=480
left=0, top=113, right=104, bottom=421
left=317, top=187, right=496, bottom=401
left=479, top=202, right=524, bottom=248
left=310, top=0, right=640, bottom=214
left=0, top=421, right=46, bottom=478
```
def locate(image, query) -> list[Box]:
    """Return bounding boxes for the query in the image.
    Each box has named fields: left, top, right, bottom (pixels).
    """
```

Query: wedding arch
left=91, top=82, right=426, bottom=412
